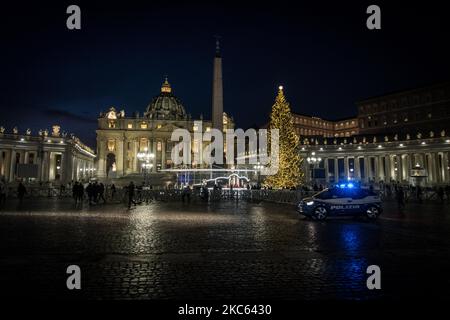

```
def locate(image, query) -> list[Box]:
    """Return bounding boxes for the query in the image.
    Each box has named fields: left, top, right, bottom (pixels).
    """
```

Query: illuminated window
left=193, top=124, right=199, bottom=131
left=157, top=141, right=162, bottom=151
left=206, top=127, right=211, bottom=132
left=193, top=139, right=199, bottom=153
left=140, top=122, right=148, bottom=129
left=107, top=139, right=115, bottom=152
left=127, top=123, right=133, bottom=129
left=139, top=138, right=148, bottom=151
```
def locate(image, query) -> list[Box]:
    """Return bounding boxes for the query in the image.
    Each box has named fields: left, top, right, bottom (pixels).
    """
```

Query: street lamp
left=137, top=147, right=155, bottom=186
left=306, top=152, right=322, bottom=185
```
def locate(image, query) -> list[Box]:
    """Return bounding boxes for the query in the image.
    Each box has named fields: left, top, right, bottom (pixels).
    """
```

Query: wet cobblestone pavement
left=1, top=199, right=450, bottom=300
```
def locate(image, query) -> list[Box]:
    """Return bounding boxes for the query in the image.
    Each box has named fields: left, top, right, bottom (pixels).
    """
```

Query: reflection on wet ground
left=1, top=199, right=450, bottom=299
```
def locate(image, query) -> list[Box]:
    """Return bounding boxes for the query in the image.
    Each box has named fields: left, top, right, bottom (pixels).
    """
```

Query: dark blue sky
left=1, top=1, right=449, bottom=147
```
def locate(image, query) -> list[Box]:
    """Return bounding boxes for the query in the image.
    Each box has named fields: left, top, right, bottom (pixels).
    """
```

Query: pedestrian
left=110, top=183, right=116, bottom=200
left=416, top=185, right=423, bottom=203
left=444, top=185, right=450, bottom=202
left=17, top=182, right=27, bottom=204
left=201, top=185, right=209, bottom=201
left=98, top=183, right=106, bottom=204
left=0, top=178, right=7, bottom=207
left=72, top=182, right=79, bottom=204
left=93, top=181, right=100, bottom=204
left=445, top=185, right=450, bottom=203
left=127, top=181, right=136, bottom=209
left=182, top=185, right=192, bottom=202
left=396, top=185, right=405, bottom=210
left=86, top=182, right=94, bottom=205
left=437, top=187, right=444, bottom=203
left=77, top=182, right=84, bottom=205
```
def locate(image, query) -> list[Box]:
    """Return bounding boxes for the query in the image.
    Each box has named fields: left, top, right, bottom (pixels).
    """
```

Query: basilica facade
left=96, top=78, right=234, bottom=179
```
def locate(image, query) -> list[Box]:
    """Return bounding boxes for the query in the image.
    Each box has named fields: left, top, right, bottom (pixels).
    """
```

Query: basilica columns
left=355, top=157, right=361, bottom=180
left=97, top=138, right=106, bottom=178
left=161, top=139, right=166, bottom=169
left=151, top=139, right=156, bottom=173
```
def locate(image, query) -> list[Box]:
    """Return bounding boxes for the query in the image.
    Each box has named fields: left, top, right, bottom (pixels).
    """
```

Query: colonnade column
left=116, top=137, right=124, bottom=177
left=355, top=157, right=361, bottom=181
left=443, top=152, right=449, bottom=183
left=385, top=155, right=391, bottom=183
left=397, top=154, right=403, bottom=183
left=9, top=150, right=16, bottom=182
left=364, top=156, right=369, bottom=184
left=161, top=139, right=166, bottom=169
left=344, top=156, right=349, bottom=180
left=97, top=139, right=106, bottom=178
left=373, top=156, right=379, bottom=182
left=334, top=158, right=338, bottom=182
left=151, top=139, right=156, bottom=173
left=133, top=138, right=138, bottom=172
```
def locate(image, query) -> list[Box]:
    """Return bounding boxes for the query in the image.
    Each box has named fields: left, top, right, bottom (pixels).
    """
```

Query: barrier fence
left=2, top=185, right=449, bottom=205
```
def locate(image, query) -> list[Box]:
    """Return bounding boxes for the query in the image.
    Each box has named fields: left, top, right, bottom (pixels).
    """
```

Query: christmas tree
left=264, top=86, right=304, bottom=188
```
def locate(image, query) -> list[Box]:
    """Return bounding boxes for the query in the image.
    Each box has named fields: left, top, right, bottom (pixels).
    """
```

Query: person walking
left=72, top=182, right=79, bottom=205
left=0, top=178, right=7, bottom=207
left=98, top=183, right=106, bottom=204
left=127, top=181, right=136, bottom=209
left=437, top=187, right=445, bottom=203
left=445, top=185, right=450, bottom=204
left=93, top=181, right=100, bottom=204
left=110, top=183, right=116, bottom=201
left=77, top=182, right=85, bottom=205
left=17, top=182, right=27, bottom=204
left=396, top=185, right=405, bottom=210
left=416, top=185, right=423, bottom=203
left=86, top=183, right=94, bottom=205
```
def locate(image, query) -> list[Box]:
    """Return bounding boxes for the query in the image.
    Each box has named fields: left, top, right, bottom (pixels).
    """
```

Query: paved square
left=1, top=198, right=450, bottom=300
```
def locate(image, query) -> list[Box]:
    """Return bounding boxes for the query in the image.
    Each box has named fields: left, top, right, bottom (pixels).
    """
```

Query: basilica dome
left=144, top=78, right=187, bottom=120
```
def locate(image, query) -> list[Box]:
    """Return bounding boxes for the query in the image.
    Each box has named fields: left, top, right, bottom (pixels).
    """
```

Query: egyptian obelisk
left=212, top=38, right=223, bottom=132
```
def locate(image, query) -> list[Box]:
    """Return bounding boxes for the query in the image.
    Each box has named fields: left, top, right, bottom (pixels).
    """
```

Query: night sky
left=1, top=1, right=449, bottom=147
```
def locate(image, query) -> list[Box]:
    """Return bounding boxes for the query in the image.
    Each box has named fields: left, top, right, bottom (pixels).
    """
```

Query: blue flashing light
left=336, top=182, right=358, bottom=189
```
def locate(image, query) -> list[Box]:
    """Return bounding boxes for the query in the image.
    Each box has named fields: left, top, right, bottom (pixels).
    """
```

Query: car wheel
left=313, top=206, right=328, bottom=220
left=366, top=205, right=380, bottom=220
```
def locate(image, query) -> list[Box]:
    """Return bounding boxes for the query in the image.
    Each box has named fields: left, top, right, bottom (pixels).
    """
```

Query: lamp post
left=306, top=152, right=322, bottom=186
left=137, top=147, right=155, bottom=187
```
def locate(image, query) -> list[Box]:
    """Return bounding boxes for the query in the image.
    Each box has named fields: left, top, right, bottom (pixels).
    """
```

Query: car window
left=348, top=189, right=365, bottom=199
left=329, top=188, right=347, bottom=198
left=315, top=190, right=332, bottom=199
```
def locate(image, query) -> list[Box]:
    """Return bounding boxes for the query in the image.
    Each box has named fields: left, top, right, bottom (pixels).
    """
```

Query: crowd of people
left=3, top=176, right=450, bottom=211
left=71, top=181, right=114, bottom=206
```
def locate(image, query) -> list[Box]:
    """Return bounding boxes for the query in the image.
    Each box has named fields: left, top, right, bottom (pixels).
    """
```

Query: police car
left=297, top=183, right=382, bottom=220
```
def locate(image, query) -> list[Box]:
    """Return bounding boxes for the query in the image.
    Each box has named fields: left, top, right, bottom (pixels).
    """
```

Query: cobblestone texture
left=1, top=199, right=450, bottom=300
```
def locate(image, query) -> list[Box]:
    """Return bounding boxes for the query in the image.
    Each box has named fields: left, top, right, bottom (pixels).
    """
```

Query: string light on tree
left=264, top=85, right=304, bottom=189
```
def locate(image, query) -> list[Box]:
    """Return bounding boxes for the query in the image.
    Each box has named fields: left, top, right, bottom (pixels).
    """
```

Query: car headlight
left=306, top=201, right=314, bottom=206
